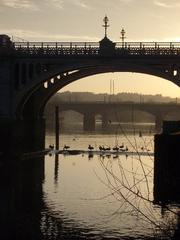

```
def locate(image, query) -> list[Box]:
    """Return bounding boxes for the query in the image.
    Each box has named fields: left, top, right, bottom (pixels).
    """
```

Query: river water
left=43, top=127, right=178, bottom=240
left=0, top=125, right=179, bottom=239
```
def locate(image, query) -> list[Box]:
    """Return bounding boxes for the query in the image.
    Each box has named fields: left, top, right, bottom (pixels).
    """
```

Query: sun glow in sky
left=2, top=0, right=180, bottom=97
left=61, top=73, right=180, bottom=98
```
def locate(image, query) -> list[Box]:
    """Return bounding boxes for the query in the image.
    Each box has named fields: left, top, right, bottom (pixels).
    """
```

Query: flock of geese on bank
left=52, top=144, right=129, bottom=152
left=49, top=144, right=150, bottom=152
left=88, top=144, right=129, bottom=152
left=48, top=143, right=152, bottom=159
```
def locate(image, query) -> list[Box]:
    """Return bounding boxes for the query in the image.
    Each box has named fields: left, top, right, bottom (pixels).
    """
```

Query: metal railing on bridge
left=13, top=41, right=180, bottom=56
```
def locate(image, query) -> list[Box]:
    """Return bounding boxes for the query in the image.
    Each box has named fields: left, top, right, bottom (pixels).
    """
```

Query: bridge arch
left=17, top=62, right=180, bottom=119
left=163, top=109, right=180, bottom=121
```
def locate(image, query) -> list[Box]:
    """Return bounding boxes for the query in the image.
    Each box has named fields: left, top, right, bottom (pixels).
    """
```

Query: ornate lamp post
left=120, top=28, right=126, bottom=48
left=102, top=15, right=110, bottom=38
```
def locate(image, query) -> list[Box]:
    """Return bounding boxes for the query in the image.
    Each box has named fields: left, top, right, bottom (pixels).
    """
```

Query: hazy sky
left=1, top=0, right=180, bottom=97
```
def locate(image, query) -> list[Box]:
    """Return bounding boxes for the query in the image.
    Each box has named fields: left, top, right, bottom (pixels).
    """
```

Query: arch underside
left=17, top=62, right=180, bottom=119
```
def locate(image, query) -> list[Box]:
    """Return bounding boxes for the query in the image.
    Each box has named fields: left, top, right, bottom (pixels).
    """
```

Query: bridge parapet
left=12, top=41, right=180, bottom=56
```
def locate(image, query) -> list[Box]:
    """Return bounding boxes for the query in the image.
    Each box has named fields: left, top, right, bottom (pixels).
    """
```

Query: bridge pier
left=102, top=114, right=109, bottom=130
left=83, top=113, right=95, bottom=131
left=22, top=117, right=46, bottom=153
left=0, top=118, right=45, bottom=159
left=0, top=59, right=12, bottom=117
left=0, top=155, right=44, bottom=239
left=155, top=115, right=163, bottom=133
left=154, top=123, right=180, bottom=203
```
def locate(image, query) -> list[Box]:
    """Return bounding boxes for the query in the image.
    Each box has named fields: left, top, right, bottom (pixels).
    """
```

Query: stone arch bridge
left=58, top=101, right=180, bottom=132
left=1, top=34, right=180, bottom=156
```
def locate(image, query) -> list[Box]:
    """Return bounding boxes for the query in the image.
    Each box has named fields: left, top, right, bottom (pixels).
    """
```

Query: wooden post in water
left=55, top=106, right=59, bottom=150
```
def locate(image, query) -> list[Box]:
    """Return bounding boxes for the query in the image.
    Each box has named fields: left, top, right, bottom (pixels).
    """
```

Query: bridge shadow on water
left=0, top=153, right=180, bottom=240
left=0, top=157, right=44, bottom=240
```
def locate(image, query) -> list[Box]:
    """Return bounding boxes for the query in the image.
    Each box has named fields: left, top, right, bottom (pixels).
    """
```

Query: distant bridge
left=58, top=101, right=180, bottom=131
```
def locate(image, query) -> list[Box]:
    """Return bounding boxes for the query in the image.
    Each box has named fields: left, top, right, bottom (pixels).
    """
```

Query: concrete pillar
left=83, top=113, right=95, bottom=131
left=102, top=114, right=109, bottom=130
left=55, top=106, right=59, bottom=150
left=0, top=118, right=45, bottom=160
left=0, top=61, right=12, bottom=117
left=21, top=117, right=46, bottom=153
left=19, top=62, right=22, bottom=87
left=154, top=134, right=180, bottom=203
left=0, top=155, right=44, bottom=239
left=21, top=62, right=28, bottom=84
left=155, top=114, right=163, bottom=133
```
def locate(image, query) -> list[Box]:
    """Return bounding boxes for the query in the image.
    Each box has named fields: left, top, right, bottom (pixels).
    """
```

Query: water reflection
left=54, top=155, right=59, bottom=185
left=44, top=144, right=177, bottom=239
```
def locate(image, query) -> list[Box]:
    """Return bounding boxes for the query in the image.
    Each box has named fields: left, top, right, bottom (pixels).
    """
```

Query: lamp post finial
left=120, top=28, right=126, bottom=48
left=102, top=15, right=110, bottom=37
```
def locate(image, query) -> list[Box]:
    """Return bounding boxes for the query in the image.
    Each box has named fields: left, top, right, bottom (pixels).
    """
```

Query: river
left=0, top=126, right=179, bottom=239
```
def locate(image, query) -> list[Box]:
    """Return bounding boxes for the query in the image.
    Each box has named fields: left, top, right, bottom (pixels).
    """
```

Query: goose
left=121, top=148, right=126, bottom=152
left=104, top=146, right=111, bottom=151
left=99, top=145, right=103, bottom=151
left=113, top=146, right=119, bottom=151
left=88, top=144, right=94, bottom=151
left=119, top=143, right=124, bottom=149
left=49, top=144, right=54, bottom=150
left=63, top=144, right=70, bottom=150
